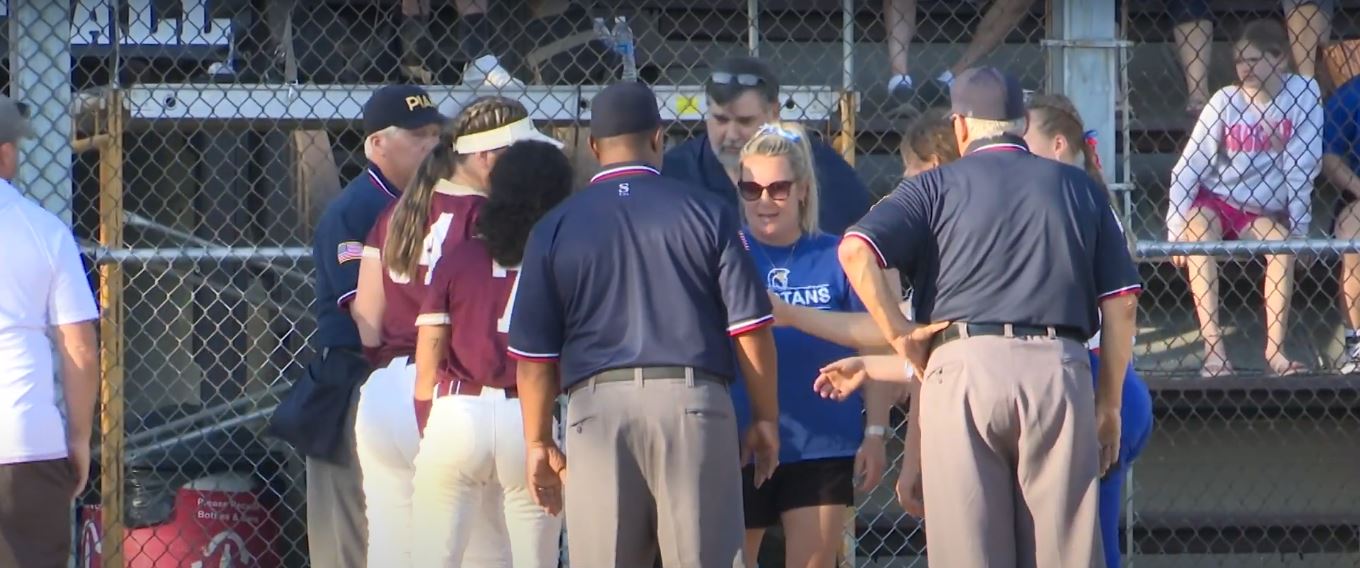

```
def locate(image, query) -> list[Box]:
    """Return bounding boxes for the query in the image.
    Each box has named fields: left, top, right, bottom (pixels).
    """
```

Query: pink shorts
left=1191, top=189, right=1278, bottom=240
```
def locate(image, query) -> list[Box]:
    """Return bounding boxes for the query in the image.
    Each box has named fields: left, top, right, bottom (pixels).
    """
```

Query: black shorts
left=741, top=457, right=855, bottom=529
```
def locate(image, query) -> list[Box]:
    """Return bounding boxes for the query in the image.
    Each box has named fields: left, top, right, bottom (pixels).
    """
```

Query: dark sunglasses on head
left=737, top=180, right=795, bottom=202
left=710, top=72, right=764, bottom=87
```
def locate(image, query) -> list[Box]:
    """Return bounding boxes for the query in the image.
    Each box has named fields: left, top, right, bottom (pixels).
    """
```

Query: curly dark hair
left=477, top=140, right=574, bottom=266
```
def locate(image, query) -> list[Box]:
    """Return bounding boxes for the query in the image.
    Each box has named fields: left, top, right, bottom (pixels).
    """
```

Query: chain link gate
left=4, top=0, right=1356, bottom=567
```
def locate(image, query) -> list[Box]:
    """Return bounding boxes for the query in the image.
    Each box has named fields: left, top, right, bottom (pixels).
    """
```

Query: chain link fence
left=3, top=0, right=1357, bottom=567
left=1119, top=2, right=1360, bottom=567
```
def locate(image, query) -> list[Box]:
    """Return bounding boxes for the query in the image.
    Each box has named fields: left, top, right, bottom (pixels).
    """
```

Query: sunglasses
left=737, top=180, right=796, bottom=202
left=755, top=123, right=802, bottom=141
left=710, top=72, right=764, bottom=87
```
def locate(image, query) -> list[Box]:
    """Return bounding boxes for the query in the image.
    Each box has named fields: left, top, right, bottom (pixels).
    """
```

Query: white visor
left=455, top=118, right=565, bottom=154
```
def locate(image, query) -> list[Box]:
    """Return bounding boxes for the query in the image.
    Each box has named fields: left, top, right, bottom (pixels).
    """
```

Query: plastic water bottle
left=593, top=16, right=612, bottom=44
left=612, top=16, right=638, bottom=82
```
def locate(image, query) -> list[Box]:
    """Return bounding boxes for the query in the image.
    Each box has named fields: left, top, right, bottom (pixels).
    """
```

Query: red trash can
left=79, top=473, right=280, bottom=568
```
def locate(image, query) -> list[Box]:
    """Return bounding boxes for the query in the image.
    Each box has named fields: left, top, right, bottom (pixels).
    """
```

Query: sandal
left=1200, top=357, right=1234, bottom=379
left=1268, top=359, right=1309, bottom=377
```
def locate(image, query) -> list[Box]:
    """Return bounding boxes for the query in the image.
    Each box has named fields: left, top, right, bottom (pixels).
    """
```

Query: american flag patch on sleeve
left=337, top=241, right=364, bottom=264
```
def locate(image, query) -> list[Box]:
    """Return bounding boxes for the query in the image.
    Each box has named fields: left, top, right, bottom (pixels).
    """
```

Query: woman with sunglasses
left=729, top=121, right=892, bottom=568
left=781, top=107, right=1153, bottom=568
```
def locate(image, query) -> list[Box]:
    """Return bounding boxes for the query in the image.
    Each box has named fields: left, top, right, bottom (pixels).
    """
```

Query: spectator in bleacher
left=661, top=56, right=871, bottom=235
left=728, top=122, right=891, bottom=568
left=397, top=0, right=519, bottom=86
left=1166, top=19, right=1323, bottom=378
left=1173, top=0, right=1332, bottom=115
left=399, top=0, right=615, bottom=86
left=0, top=95, right=100, bottom=568
left=1323, top=73, right=1360, bottom=372
left=1171, top=0, right=1215, bottom=116
left=883, top=0, right=1036, bottom=116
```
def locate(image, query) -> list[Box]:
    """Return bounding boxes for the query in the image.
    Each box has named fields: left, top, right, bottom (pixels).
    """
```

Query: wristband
left=865, top=425, right=887, bottom=438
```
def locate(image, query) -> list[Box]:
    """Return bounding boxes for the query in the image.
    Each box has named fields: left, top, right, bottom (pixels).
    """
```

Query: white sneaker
left=462, top=54, right=524, bottom=89
left=1337, top=342, right=1360, bottom=374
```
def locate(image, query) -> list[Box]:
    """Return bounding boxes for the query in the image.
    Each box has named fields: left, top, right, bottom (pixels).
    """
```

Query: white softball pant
left=354, top=357, right=512, bottom=567
left=411, top=385, right=563, bottom=568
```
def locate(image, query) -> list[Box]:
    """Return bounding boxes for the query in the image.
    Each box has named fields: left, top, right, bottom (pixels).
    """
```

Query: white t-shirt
left=0, top=179, right=99, bottom=465
left=1167, top=73, right=1323, bottom=239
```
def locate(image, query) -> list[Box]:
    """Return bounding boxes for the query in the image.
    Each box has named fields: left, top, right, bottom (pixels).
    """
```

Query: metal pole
left=8, top=0, right=73, bottom=221
left=839, top=0, right=858, bottom=564
left=83, top=245, right=315, bottom=263
left=97, top=89, right=127, bottom=568
left=1125, top=464, right=1136, bottom=566
left=841, top=0, right=854, bottom=92
left=1043, top=0, right=1118, bottom=187
left=124, top=405, right=276, bottom=463
left=747, top=0, right=760, bottom=57
left=1118, top=0, right=1134, bottom=240
left=94, top=383, right=289, bottom=458
left=1135, top=239, right=1360, bottom=258
left=834, top=0, right=857, bottom=166
left=124, top=212, right=311, bottom=285
left=74, top=244, right=312, bottom=319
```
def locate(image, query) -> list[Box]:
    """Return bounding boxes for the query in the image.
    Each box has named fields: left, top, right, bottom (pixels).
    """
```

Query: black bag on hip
left=268, top=347, right=370, bottom=463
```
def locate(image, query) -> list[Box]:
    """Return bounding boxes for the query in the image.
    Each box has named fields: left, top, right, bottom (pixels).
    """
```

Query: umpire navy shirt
left=662, top=134, right=872, bottom=235
left=311, top=166, right=400, bottom=349
left=507, top=163, right=774, bottom=390
left=846, top=135, right=1141, bottom=338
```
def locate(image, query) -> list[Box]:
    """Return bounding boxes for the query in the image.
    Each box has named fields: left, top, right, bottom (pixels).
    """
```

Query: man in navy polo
left=835, top=67, right=1141, bottom=567
left=508, top=81, right=780, bottom=568
left=293, top=84, right=444, bottom=568
left=662, top=55, right=872, bottom=235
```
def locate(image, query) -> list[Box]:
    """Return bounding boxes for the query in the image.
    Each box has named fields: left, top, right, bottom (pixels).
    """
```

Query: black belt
left=570, top=366, right=727, bottom=393
left=934, top=323, right=1087, bottom=346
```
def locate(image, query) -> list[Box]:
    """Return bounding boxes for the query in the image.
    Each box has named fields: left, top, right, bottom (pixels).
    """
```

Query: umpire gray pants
left=919, top=334, right=1102, bottom=568
left=306, top=381, right=367, bottom=568
left=563, top=369, right=746, bottom=568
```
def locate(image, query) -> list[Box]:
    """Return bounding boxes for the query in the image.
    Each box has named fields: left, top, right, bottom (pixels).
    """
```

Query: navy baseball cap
left=949, top=67, right=1026, bottom=121
left=362, top=84, right=447, bottom=136
left=590, top=82, right=662, bottom=138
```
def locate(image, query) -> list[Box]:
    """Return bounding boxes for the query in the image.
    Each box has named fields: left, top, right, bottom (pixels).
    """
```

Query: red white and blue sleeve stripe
left=1098, top=284, right=1142, bottom=300
left=841, top=230, right=888, bottom=268
left=728, top=314, right=775, bottom=336
left=507, top=346, right=560, bottom=362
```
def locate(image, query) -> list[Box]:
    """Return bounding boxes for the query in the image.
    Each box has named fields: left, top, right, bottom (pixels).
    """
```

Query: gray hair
left=961, top=116, right=1027, bottom=139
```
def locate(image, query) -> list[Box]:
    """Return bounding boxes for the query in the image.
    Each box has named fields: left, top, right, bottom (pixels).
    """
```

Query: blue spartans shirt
left=731, top=230, right=867, bottom=464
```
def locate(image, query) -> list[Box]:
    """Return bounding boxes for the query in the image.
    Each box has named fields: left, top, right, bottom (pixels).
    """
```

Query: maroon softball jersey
left=362, top=181, right=486, bottom=365
left=417, top=238, right=520, bottom=390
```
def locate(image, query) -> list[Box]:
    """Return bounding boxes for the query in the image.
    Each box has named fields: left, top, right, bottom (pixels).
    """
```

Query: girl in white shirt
left=1167, top=19, right=1323, bottom=377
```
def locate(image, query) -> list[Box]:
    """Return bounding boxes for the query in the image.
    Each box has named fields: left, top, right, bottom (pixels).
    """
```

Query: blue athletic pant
left=1090, top=351, right=1153, bottom=568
